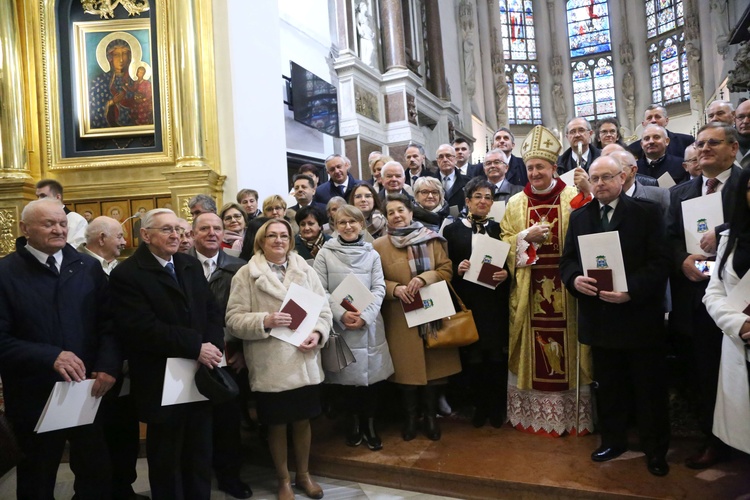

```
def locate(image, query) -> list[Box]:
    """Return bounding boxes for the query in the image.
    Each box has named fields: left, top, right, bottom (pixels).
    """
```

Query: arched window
left=567, top=0, right=615, bottom=121
left=499, top=0, right=542, bottom=125
left=645, top=0, right=689, bottom=106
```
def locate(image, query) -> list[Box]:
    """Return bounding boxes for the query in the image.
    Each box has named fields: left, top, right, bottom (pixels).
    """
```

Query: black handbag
left=321, top=332, right=356, bottom=373
left=0, top=411, right=22, bottom=476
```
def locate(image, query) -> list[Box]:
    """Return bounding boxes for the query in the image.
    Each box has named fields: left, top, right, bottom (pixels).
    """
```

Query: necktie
left=442, top=176, right=450, bottom=192
left=412, top=175, right=418, bottom=184
left=337, top=184, right=345, bottom=196
left=706, top=177, right=720, bottom=194
left=203, top=259, right=214, bottom=280
left=579, top=159, right=586, bottom=170
left=601, top=205, right=612, bottom=231
left=46, top=255, right=59, bottom=276
left=165, top=262, right=179, bottom=283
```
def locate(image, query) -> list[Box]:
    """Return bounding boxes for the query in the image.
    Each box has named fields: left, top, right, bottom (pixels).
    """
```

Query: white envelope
left=577, top=231, right=628, bottom=292
left=403, top=280, right=457, bottom=328
left=488, top=200, right=506, bottom=222
left=329, top=273, right=376, bottom=314
left=681, top=192, right=723, bottom=256
left=656, top=172, right=676, bottom=189
left=463, top=233, right=511, bottom=289
left=270, top=282, right=326, bottom=347
left=558, top=168, right=577, bottom=187
left=161, top=358, right=207, bottom=406
left=35, top=380, right=102, bottom=433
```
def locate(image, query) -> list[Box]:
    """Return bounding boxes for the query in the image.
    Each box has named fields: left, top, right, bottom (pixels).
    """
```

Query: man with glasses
left=483, top=148, right=522, bottom=203
left=607, top=149, right=670, bottom=219
left=636, top=124, right=688, bottom=185
left=666, top=123, right=742, bottom=470
left=110, top=208, right=224, bottom=499
left=560, top=156, right=671, bottom=477
left=628, top=104, right=694, bottom=160
left=735, top=99, right=750, bottom=167
left=556, top=117, right=601, bottom=175
left=315, top=154, right=356, bottom=204
left=492, top=127, right=528, bottom=186
left=435, top=144, right=470, bottom=211
left=682, top=144, right=702, bottom=180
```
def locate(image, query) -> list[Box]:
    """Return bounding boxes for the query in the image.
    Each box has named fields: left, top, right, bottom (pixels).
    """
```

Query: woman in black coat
left=443, top=177, right=510, bottom=428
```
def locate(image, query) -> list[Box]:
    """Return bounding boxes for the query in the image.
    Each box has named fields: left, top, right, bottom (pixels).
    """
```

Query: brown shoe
left=277, top=478, right=294, bottom=500
left=295, top=472, right=324, bottom=499
left=685, top=444, right=729, bottom=470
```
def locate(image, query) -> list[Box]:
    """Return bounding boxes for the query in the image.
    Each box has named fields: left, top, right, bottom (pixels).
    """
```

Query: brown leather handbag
left=424, top=280, right=479, bottom=349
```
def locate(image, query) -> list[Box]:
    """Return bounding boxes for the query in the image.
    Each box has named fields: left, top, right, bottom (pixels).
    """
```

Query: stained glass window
left=499, top=0, right=536, bottom=60
left=649, top=33, right=689, bottom=105
left=566, top=0, right=612, bottom=58
left=505, top=64, right=541, bottom=125
left=499, top=0, right=542, bottom=125
left=645, top=0, right=684, bottom=39
left=571, top=57, right=616, bottom=120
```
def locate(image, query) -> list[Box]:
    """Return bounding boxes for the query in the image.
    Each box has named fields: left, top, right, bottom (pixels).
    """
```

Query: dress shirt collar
left=702, top=167, right=733, bottom=194
left=25, top=243, right=63, bottom=269
left=625, top=183, right=636, bottom=197
left=598, top=197, right=620, bottom=213
left=81, top=245, right=118, bottom=275
left=149, top=251, right=174, bottom=268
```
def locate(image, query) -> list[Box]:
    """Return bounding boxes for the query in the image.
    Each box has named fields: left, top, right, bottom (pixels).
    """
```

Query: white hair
left=21, top=198, right=63, bottom=223
left=141, top=208, right=175, bottom=230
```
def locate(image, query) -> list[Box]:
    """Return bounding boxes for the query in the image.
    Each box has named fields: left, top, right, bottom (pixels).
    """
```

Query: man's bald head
left=85, top=216, right=126, bottom=261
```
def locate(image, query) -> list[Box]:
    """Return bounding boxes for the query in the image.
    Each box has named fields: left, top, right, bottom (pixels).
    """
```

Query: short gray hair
left=142, top=208, right=175, bottom=230
left=485, top=148, right=509, bottom=162
left=21, top=198, right=63, bottom=223
left=413, top=176, right=444, bottom=205
left=187, top=194, right=217, bottom=212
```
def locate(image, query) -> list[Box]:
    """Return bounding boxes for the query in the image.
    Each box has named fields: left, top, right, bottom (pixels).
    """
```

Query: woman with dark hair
left=594, top=117, right=626, bottom=149
left=226, top=218, right=332, bottom=500
left=373, top=194, right=461, bottom=441
left=443, top=177, right=510, bottom=427
left=294, top=205, right=330, bottom=260
left=238, top=216, right=270, bottom=261
left=702, top=166, right=750, bottom=456
left=313, top=205, right=393, bottom=450
left=349, top=182, right=386, bottom=239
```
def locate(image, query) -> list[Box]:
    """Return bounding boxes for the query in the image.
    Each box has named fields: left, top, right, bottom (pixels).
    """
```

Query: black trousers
left=99, top=393, right=141, bottom=498
left=592, top=344, right=670, bottom=459
left=212, top=367, right=242, bottom=484
left=12, top=416, right=111, bottom=500
left=690, top=310, right=724, bottom=438
left=146, top=403, right=212, bottom=500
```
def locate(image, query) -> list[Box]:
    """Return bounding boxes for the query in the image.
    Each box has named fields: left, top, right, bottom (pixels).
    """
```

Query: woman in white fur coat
left=702, top=167, right=750, bottom=456
left=226, top=218, right=332, bottom=500
left=313, top=205, right=394, bottom=451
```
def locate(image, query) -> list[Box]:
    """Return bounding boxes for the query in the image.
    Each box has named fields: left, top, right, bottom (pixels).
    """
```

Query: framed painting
left=73, top=18, right=155, bottom=138
left=74, top=202, right=101, bottom=224
left=130, top=199, right=155, bottom=246
left=101, top=200, right=133, bottom=247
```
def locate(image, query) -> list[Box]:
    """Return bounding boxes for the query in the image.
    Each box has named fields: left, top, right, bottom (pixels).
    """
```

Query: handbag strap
left=443, top=279, right=469, bottom=313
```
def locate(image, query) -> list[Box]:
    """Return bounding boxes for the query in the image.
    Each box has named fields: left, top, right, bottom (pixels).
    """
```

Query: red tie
left=706, top=178, right=720, bottom=194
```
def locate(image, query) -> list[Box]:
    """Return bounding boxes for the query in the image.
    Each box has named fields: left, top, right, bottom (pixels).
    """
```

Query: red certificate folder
left=400, top=290, right=424, bottom=313
left=340, top=298, right=359, bottom=313
left=587, top=269, right=614, bottom=292
left=477, top=262, right=503, bottom=288
left=280, top=299, right=307, bottom=331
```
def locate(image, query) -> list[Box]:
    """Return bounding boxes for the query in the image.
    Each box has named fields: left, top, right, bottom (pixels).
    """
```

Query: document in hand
left=35, top=380, right=102, bottom=433
left=161, top=358, right=208, bottom=406
left=578, top=231, right=628, bottom=292
left=463, top=233, right=511, bottom=289
left=403, top=280, right=456, bottom=328
left=329, top=273, right=377, bottom=315
left=270, top=282, right=326, bottom=347
left=657, top=172, right=676, bottom=189
left=488, top=200, right=506, bottom=223
left=558, top=168, right=577, bottom=188
left=682, top=192, right=723, bottom=256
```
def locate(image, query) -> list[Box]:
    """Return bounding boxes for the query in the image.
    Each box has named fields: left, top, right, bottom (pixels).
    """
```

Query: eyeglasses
left=599, top=129, right=618, bottom=136
left=485, top=160, right=507, bottom=167
left=336, top=220, right=361, bottom=227
left=590, top=173, right=621, bottom=183
left=146, top=226, right=185, bottom=235
left=684, top=158, right=699, bottom=164
left=417, top=190, right=440, bottom=197
left=694, top=139, right=728, bottom=149
left=265, top=233, right=290, bottom=241
left=470, top=194, right=493, bottom=201
left=437, top=154, right=455, bottom=160
left=223, top=214, right=244, bottom=221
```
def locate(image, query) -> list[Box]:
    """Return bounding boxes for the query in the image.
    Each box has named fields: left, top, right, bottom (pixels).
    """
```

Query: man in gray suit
left=607, top=149, right=669, bottom=219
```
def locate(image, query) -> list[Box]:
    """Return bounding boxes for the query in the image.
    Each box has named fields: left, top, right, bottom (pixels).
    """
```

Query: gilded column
left=0, top=0, right=29, bottom=175
left=424, top=0, right=447, bottom=99
left=380, top=0, right=407, bottom=71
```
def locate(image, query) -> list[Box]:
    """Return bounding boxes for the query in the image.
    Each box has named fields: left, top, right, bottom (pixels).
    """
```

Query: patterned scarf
left=304, top=232, right=326, bottom=258
left=467, top=212, right=489, bottom=234
left=387, top=221, right=445, bottom=341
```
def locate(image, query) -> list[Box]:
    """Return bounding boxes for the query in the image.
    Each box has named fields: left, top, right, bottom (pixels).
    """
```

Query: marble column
left=380, top=0, right=407, bottom=70
left=334, top=0, right=356, bottom=55
left=476, top=0, right=496, bottom=127
left=0, top=0, right=29, bottom=174
left=424, top=0, right=447, bottom=99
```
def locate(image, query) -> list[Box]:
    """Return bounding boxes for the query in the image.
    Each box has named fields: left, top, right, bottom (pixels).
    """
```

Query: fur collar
left=247, top=252, right=309, bottom=302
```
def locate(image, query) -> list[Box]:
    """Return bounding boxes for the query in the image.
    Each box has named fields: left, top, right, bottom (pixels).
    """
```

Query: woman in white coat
left=313, top=205, right=394, bottom=450
left=703, top=167, right=750, bottom=455
left=226, top=219, right=333, bottom=500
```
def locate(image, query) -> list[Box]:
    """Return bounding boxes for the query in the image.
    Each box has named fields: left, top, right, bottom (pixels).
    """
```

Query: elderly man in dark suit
left=628, top=104, right=694, bottom=160
left=607, top=149, right=670, bottom=219
left=667, top=123, right=742, bottom=469
left=483, top=148, right=523, bottom=203
left=557, top=117, right=601, bottom=174
left=636, top=124, right=688, bottom=185
left=0, top=198, right=118, bottom=499
left=560, top=156, right=671, bottom=477
left=435, top=143, right=470, bottom=211
left=314, top=154, right=356, bottom=204
left=110, top=208, right=224, bottom=500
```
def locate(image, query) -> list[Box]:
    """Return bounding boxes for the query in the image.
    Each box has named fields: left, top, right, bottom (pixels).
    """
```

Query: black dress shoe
left=218, top=478, right=253, bottom=499
left=591, top=446, right=627, bottom=462
left=647, top=456, right=669, bottom=476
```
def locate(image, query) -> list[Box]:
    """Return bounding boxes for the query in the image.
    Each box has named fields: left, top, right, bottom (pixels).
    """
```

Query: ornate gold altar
left=0, top=0, right=225, bottom=255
